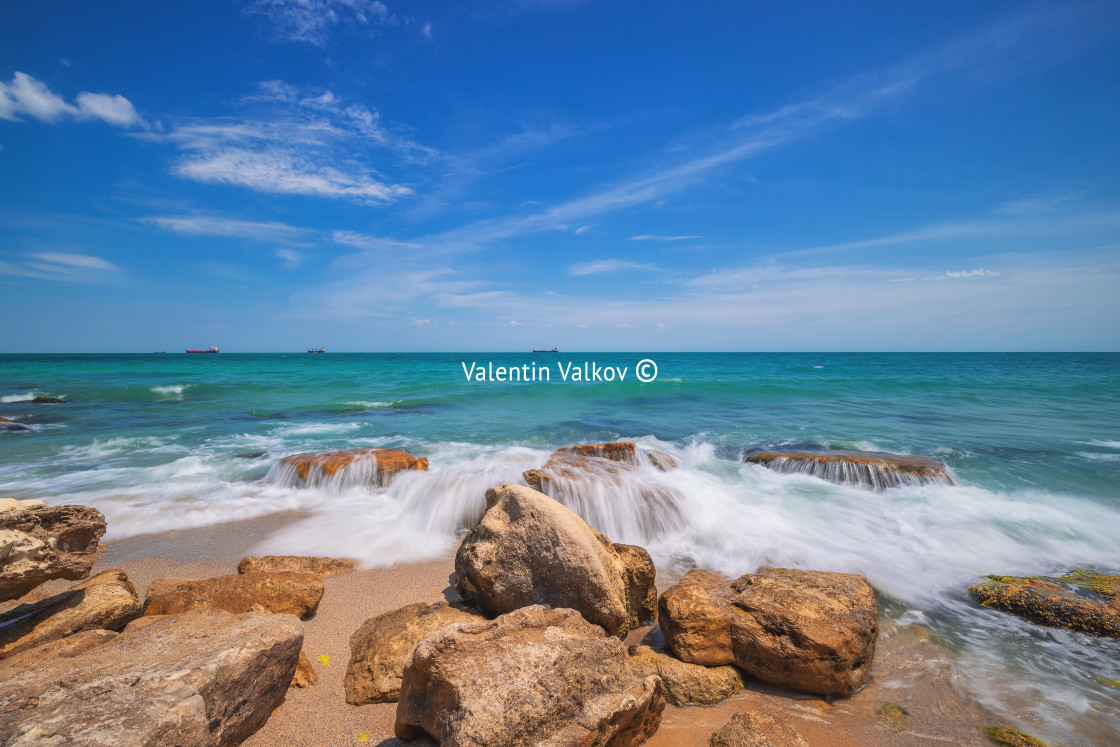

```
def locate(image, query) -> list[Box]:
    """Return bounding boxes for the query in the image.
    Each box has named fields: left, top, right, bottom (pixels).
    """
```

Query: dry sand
left=71, top=513, right=999, bottom=747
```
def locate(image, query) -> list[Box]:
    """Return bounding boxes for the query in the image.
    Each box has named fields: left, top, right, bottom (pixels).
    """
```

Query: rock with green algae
left=968, top=569, right=1119, bottom=637
left=876, top=701, right=910, bottom=732
left=982, top=726, right=1051, bottom=747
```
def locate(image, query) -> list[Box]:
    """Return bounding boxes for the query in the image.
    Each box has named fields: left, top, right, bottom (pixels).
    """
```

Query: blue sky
left=1, top=0, right=1118, bottom=352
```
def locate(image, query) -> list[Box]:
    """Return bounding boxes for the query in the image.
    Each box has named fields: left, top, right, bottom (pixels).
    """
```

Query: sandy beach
left=47, top=511, right=1002, bottom=747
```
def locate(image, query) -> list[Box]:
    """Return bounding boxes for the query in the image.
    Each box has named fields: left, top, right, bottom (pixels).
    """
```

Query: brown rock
left=278, top=447, right=428, bottom=487
left=237, top=555, right=356, bottom=578
left=709, top=712, right=808, bottom=747
left=628, top=645, right=744, bottom=706
left=525, top=441, right=678, bottom=489
left=968, top=569, right=1120, bottom=637
left=0, top=629, right=119, bottom=667
left=659, top=568, right=878, bottom=696
left=0, top=569, right=141, bottom=659
left=0, top=504, right=106, bottom=602
left=291, top=650, right=318, bottom=688
left=615, top=543, right=658, bottom=631
left=0, top=418, right=29, bottom=432
left=744, top=450, right=954, bottom=488
left=31, top=396, right=66, bottom=404
left=454, top=484, right=656, bottom=637
left=0, top=498, right=45, bottom=511
left=345, top=600, right=485, bottom=704
left=395, top=605, right=664, bottom=746
left=144, top=571, right=323, bottom=620
left=0, top=608, right=302, bottom=747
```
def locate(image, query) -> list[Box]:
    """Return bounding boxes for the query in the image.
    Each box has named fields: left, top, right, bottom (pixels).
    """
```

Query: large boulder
left=709, top=712, right=809, bottom=747
left=237, top=555, right=355, bottom=578
left=0, top=504, right=106, bottom=602
left=628, top=645, right=744, bottom=706
left=523, top=441, right=677, bottom=491
left=144, top=571, right=323, bottom=620
left=0, top=608, right=302, bottom=747
left=276, top=447, right=428, bottom=488
left=454, top=484, right=657, bottom=637
left=0, top=569, right=141, bottom=659
left=345, top=601, right=485, bottom=704
left=395, top=605, right=664, bottom=746
left=744, top=450, right=954, bottom=489
left=659, top=568, right=878, bottom=697
left=968, top=569, right=1119, bottom=638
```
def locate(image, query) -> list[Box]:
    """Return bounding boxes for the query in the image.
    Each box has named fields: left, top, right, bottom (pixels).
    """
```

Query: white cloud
left=275, top=248, right=304, bottom=267
left=421, top=22, right=432, bottom=38
left=0, top=72, right=143, bottom=128
left=574, top=224, right=595, bottom=235
left=247, top=0, right=391, bottom=45
left=568, top=259, right=660, bottom=276
left=331, top=230, right=423, bottom=250
left=0, top=252, right=121, bottom=282
left=146, top=215, right=308, bottom=242
left=946, top=268, right=999, bottom=279
left=628, top=234, right=700, bottom=242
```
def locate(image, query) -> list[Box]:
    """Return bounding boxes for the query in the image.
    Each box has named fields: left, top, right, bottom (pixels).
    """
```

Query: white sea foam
left=345, top=401, right=394, bottom=408
left=1, top=392, right=36, bottom=402
left=152, top=384, right=189, bottom=401
left=273, top=421, right=366, bottom=436
left=1081, top=440, right=1120, bottom=449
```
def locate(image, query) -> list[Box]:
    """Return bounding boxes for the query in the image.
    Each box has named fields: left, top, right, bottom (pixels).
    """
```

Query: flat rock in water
left=395, top=605, right=664, bottom=746
left=0, top=504, right=106, bottom=602
left=628, top=645, right=744, bottom=706
left=31, top=396, right=66, bottom=404
left=524, top=441, right=677, bottom=490
left=144, top=571, right=323, bottom=620
left=744, top=450, right=954, bottom=489
left=659, top=568, right=878, bottom=697
left=455, top=483, right=657, bottom=637
left=238, top=555, right=356, bottom=578
left=709, top=712, right=809, bottom=747
left=0, top=569, right=141, bottom=659
left=278, top=447, right=428, bottom=487
left=969, top=569, right=1120, bottom=637
left=0, top=418, right=30, bottom=432
left=345, top=600, right=485, bottom=704
left=0, top=608, right=303, bottom=747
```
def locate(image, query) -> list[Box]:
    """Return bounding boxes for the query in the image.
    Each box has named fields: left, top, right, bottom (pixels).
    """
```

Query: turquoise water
left=2, top=352, right=1119, bottom=743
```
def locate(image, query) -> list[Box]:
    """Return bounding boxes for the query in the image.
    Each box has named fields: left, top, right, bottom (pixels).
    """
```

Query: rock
left=0, top=504, right=106, bottom=602
left=968, top=569, right=1119, bottom=637
left=876, top=701, right=910, bottom=732
left=1, top=629, right=119, bottom=668
left=0, top=569, right=141, bottom=659
left=0, top=498, right=45, bottom=511
left=277, top=447, right=428, bottom=487
left=709, top=712, right=808, bottom=747
left=144, top=571, right=324, bottom=620
left=744, top=450, right=954, bottom=489
left=982, top=727, right=1051, bottom=747
left=0, top=608, right=302, bottom=747
left=291, top=651, right=318, bottom=688
left=345, top=600, right=484, bottom=705
left=0, top=418, right=29, bottom=432
left=31, top=396, right=66, bottom=404
left=524, top=441, right=678, bottom=491
left=395, top=605, right=664, bottom=746
left=454, top=484, right=656, bottom=637
left=615, top=543, right=658, bottom=632
left=628, top=645, right=744, bottom=705
left=238, top=555, right=356, bottom=578
left=659, top=568, right=878, bottom=696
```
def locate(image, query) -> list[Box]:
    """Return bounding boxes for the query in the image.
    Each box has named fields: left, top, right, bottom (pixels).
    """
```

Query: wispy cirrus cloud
left=628, top=234, right=700, bottom=242
left=247, top=0, right=389, bottom=45
left=0, top=72, right=144, bottom=128
left=946, top=268, right=999, bottom=279
left=0, top=252, right=122, bottom=283
left=568, top=259, right=660, bottom=276
left=144, top=215, right=310, bottom=242
left=330, top=230, right=423, bottom=251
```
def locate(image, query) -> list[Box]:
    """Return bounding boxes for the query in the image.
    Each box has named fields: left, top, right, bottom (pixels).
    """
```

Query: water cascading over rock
left=744, top=450, right=954, bottom=489
left=267, top=447, right=428, bottom=489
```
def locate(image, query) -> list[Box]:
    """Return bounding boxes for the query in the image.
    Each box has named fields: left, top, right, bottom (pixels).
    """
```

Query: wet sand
left=69, top=514, right=997, bottom=747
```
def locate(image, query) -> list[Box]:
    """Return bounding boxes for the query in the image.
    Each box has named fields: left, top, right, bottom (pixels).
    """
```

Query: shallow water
left=1, top=352, right=1118, bottom=744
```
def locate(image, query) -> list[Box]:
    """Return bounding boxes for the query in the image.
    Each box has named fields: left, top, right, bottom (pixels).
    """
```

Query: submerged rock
left=0, top=418, right=29, bottom=432
left=708, top=712, right=808, bottom=747
left=659, top=568, right=878, bottom=696
left=524, top=441, right=678, bottom=490
left=0, top=569, right=141, bottom=659
left=628, top=645, right=744, bottom=706
left=455, top=484, right=657, bottom=637
left=744, top=450, right=954, bottom=489
left=0, top=608, right=302, bottom=747
left=395, top=605, right=664, bottom=745
left=31, top=396, right=66, bottom=404
left=968, top=569, right=1120, bottom=637
left=982, top=726, right=1052, bottom=747
left=238, top=555, right=355, bottom=578
left=144, top=571, right=324, bottom=620
left=276, top=447, right=429, bottom=488
left=0, top=504, right=106, bottom=602
left=345, top=600, right=484, bottom=704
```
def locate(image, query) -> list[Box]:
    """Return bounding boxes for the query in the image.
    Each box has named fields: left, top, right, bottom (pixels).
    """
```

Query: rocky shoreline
left=1, top=443, right=1114, bottom=745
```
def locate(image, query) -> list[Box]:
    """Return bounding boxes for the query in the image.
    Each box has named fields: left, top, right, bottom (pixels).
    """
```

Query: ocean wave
left=152, top=384, right=190, bottom=401
left=344, top=400, right=395, bottom=408
left=1, top=392, right=40, bottom=402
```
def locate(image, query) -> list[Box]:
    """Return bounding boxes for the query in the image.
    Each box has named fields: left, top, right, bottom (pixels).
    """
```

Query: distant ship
left=307, top=347, right=325, bottom=353
left=186, top=346, right=219, bottom=353
left=532, top=347, right=559, bottom=352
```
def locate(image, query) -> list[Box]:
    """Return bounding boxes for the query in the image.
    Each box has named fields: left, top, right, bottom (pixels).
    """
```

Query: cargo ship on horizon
left=186, top=346, right=219, bottom=353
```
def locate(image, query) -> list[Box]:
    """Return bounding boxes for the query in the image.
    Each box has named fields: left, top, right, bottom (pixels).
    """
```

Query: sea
left=1, top=352, right=1118, bottom=743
